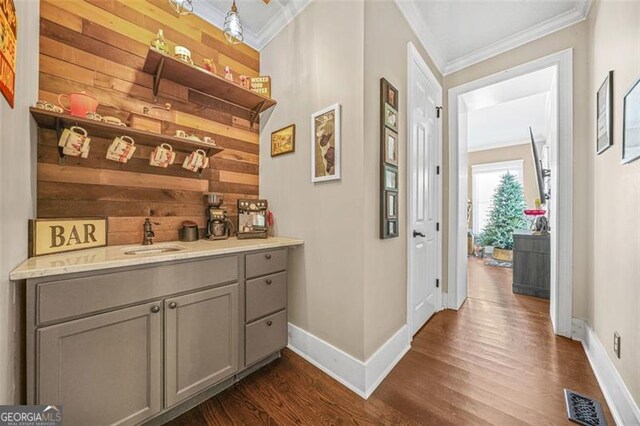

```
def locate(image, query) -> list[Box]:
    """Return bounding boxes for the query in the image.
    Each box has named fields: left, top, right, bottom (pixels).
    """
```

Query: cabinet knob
left=266, top=279, right=272, bottom=285
left=266, top=320, right=273, bottom=326
left=265, top=254, right=272, bottom=260
left=168, top=302, right=177, bottom=309
left=151, top=305, right=160, bottom=313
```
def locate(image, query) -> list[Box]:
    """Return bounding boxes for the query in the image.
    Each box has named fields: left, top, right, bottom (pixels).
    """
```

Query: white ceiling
left=194, top=0, right=591, bottom=74
left=193, top=0, right=311, bottom=50
left=394, top=0, right=590, bottom=74
left=462, top=66, right=556, bottom=151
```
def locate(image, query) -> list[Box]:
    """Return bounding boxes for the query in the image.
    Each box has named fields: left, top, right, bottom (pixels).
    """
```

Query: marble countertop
left=10, top=237, right=304, bottom=281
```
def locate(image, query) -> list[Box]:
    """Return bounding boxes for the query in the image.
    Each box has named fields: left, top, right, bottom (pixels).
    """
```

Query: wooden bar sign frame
left=28, top=218, right=108, bottom=257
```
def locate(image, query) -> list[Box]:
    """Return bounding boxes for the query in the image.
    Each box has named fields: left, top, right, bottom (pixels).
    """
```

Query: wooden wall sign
left=29, top=218, right=107, bottom=257
left=0, top=0, right=17, bottom=108
left=250, top=76, right=271, bottom=98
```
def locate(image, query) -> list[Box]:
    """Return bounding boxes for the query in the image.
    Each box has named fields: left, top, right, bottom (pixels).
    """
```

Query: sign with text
left=0, top=0, right=16, bottom=108
left=250, top=76, right=271, bottom=98
left=29, top=218, right=108, bottom=257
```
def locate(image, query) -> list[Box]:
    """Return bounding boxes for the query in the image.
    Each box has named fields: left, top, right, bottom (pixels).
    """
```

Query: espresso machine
left=237, top=199, right=268, bottom=239
left=205, top=193, right=232, bottom=240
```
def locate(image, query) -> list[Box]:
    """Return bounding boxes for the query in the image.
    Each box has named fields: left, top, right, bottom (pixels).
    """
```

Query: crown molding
left=444, top=0, right=591, bottom=75
left=193, top=0, right=312, bottom=51
left=393, top=0, right=446, bottom=74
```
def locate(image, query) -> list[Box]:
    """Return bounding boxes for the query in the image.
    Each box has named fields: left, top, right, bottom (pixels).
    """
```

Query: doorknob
left=413, top=230, right=425, bottom=238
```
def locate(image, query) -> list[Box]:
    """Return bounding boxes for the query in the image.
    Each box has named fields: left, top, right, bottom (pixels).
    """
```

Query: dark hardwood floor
left=168, top=257, right=612, bottom=425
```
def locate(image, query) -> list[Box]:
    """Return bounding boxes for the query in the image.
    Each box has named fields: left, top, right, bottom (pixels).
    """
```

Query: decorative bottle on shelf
left=151, top=29, right=169, bottom=54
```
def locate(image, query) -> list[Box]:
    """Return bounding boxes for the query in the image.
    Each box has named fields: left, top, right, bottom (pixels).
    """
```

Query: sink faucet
left=142, top=218, right=156, bottom=245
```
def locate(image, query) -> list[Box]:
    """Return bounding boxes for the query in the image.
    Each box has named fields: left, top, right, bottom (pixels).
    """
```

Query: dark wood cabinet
left=512, top=231, right=550, bottom=299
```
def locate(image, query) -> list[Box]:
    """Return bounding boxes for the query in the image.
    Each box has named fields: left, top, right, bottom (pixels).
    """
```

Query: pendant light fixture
left=223, top=0, right=244, bottom=44
left=168, top=0, right=193, bottom=16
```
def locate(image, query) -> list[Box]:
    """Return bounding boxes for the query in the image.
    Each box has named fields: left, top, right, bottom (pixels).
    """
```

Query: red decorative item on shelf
left=524, top=209, right=546, bottom=216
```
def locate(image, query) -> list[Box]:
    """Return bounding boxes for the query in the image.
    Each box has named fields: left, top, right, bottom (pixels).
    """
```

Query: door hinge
left=436, top=165, right=440, bottom=175
left=436, top=279, right=440, bottom=288
left=436, top=106, right=443, bottom=118
left=436, top=222, right=440, bottom=231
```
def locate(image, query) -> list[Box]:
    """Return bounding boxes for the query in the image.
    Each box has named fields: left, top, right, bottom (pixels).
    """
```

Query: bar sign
left=29, top=218, right=108, bottom=257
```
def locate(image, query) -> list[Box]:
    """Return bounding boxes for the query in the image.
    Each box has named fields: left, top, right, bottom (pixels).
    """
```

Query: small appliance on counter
left=205, top=193, right=232, bottom=240
left=179, top=221, right=199, bottom=242
left=237, top=199, right=268, bottom=239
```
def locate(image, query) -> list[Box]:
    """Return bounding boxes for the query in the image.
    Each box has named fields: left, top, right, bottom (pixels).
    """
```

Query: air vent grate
left=564, top=389, right=607, bottom=426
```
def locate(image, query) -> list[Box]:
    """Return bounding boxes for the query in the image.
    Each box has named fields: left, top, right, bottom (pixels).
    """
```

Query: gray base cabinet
left=25, top=248, right=290, bottom=426
left=164, top=284, right=239, bottom=407
left=512, top=231, right=550, bottom=299
left=38, top=302, right=163, bottom=426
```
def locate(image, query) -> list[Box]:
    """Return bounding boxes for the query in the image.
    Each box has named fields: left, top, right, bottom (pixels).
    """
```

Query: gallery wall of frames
left=380, top=78, right=399, bottom=239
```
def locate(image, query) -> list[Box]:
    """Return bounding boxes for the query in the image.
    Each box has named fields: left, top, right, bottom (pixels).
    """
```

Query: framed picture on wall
left=271, top=124, right=296, bottom=157
left=311, top=103, right=341, bottom=182
left=384, top=190, right=398, bottom=219
left=384, top=103, right=398, bottom=132
left=382, top=78, right=398, bottom=109
left=384, top=165, right=398, bottom=191
left=597, top=71, right=613, bottom=154
left=383, top=127, right=398, bottom=166
left=622, top=76, right=640, bottom=164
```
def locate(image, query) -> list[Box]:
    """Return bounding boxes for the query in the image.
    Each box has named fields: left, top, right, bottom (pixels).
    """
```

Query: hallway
left=169, top=258, right=612, bottom=425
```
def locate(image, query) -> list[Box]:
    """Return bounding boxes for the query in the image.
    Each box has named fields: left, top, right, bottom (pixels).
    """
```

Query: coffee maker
left=237, top=199, right=268, bottom=239
left=205, top=193, right=232, bottom=240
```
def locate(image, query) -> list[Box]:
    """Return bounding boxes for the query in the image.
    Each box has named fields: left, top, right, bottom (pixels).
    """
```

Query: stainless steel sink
left=122, top=244, right=186, bottom=255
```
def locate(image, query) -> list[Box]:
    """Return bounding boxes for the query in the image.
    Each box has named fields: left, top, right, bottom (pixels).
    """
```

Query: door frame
left=406, top=41, right=443, bottom=336
left=447, top=49, right=573, bottom=337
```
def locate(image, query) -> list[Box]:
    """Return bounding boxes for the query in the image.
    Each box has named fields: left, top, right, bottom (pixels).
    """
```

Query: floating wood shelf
left=142, top=48, right=276, bottom=129
left=30, top=108, right=224, bottom=157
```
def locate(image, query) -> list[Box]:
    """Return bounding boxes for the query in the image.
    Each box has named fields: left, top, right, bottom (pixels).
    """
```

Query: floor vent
left=564, top=389, right=607, bottom=426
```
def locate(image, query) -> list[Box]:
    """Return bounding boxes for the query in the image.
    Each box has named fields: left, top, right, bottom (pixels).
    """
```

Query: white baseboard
left=287, top=323, right=410, bottom=399
left=573, top=318, right=640, bottom=425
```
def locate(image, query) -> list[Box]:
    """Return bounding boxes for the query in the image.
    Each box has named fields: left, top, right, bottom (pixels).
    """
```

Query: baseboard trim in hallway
left=573, top=318, right=640, bottom=426
left=287, top=322, right=410, bottom=399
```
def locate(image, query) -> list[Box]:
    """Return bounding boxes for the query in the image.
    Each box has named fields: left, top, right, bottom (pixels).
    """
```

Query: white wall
left=586, top=0, right=640, bottom=407
left=0, top=0, right=39, bottom=403
left=260, top=0, right=366, bottom=360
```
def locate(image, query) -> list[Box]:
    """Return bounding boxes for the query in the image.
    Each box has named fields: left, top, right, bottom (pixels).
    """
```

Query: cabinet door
left=38, top=302, right=163, bottom=426
left=164, top=284, right=239, bottom=407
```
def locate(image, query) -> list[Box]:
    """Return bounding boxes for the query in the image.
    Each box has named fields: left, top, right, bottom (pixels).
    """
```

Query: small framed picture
left=384, top=103, right=398, bottom=132
left=385, top=191, right=398, bottom=219
left=597, top=71, right=613, bottom=154
left=384, top=128, right=398, bottom=166
left=382, top=78, right=398, bottom=109
left=384, top=220, right=398, bottom=238
left=271, top=124, right=295, bottom=157
left=622, top=76, right=640, bottom=164
left=384, top=165, right=398, bottom=190
left=311, top=103, right=341, bottom=182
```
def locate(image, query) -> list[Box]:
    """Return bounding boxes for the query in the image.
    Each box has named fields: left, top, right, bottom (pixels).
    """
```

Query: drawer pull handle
left=266, top=279, right=272, bottom=285
left=265, top=254, right=272, bottom=260
left=151, top=305, right=160, bottom=314
left=168, top=302, right=177, bottom=309
left=266, top=320, right=273, bottom=326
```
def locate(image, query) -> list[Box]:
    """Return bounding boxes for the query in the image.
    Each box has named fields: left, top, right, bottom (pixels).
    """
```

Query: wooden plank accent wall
left=37, top=0, right=261, bottom=245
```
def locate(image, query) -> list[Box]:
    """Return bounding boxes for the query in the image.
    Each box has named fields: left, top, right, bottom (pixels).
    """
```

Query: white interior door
left=408, top=44, right=441, bottom=336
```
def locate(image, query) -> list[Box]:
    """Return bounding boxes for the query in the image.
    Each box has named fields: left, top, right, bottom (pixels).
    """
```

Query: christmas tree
left=478, top=173, right=527, bottom=250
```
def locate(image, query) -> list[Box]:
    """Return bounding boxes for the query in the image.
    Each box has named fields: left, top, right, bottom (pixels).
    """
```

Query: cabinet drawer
left=245, top=310, right=287, bottom=366
left=246, top=272, right=287, bottom=322
left=245, top=249, right=287, bottom=279
left=37, top=255, right=238, bottom=325
left=513, top=236, right=550, bottom=253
